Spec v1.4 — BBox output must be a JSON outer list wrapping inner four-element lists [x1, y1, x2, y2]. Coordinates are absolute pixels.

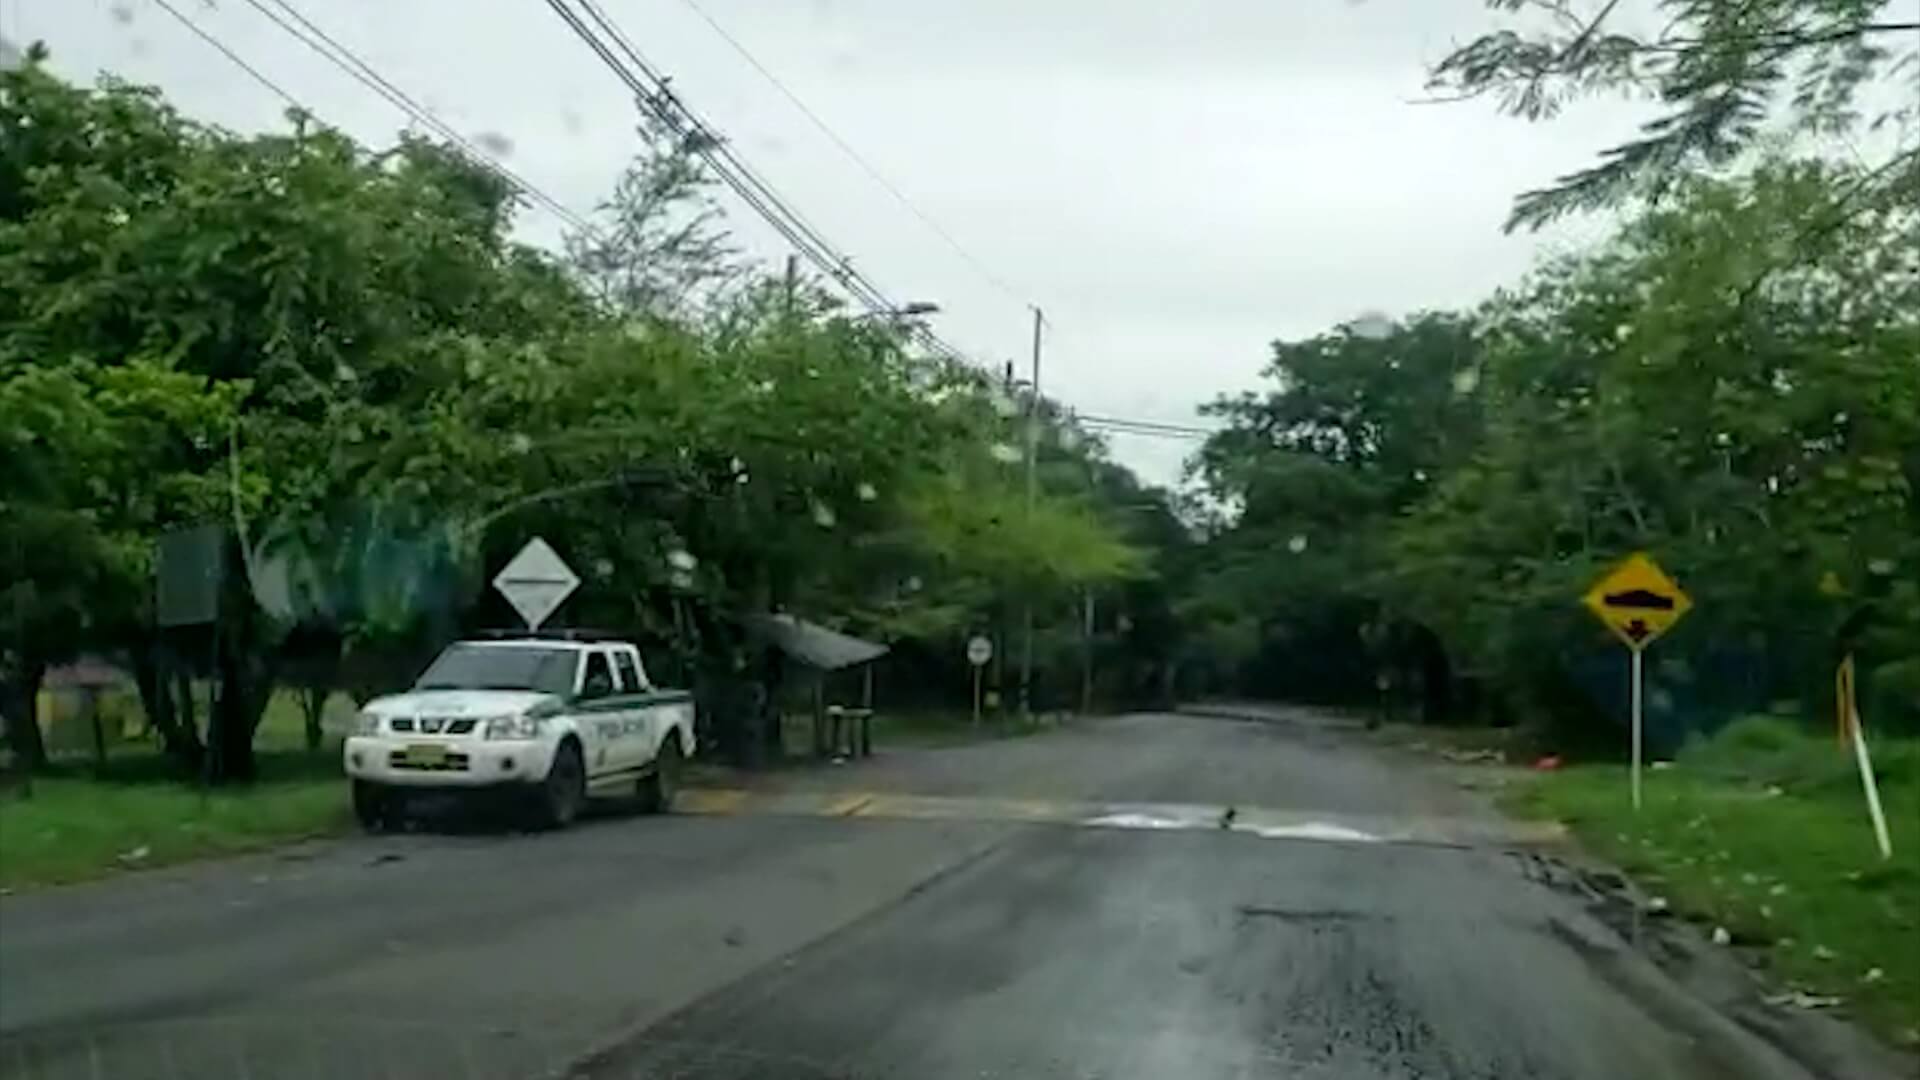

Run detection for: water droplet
[[1287, 535, 1308, 554], [471, 131, 514, 157]]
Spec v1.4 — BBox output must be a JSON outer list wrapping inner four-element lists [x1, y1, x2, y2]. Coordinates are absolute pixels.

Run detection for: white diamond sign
[[493, 537, 579, 631]]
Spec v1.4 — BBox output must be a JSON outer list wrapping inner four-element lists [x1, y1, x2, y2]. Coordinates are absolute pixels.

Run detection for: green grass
[[0, 777, 347, 890], [1503, 717, 1920, 1046], [2, 688, 360, 889], [0, 749, 352, 890]]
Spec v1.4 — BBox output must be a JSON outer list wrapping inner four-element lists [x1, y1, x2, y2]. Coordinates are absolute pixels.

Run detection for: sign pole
[[1630, 647, 1644, 812], [965, 634, 993, 729], [1583, 552, 1691, 815]]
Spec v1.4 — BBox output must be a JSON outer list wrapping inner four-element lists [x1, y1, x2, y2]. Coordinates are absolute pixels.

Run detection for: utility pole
[[781, 253, 798, 322], [1020, 306, 1043, 719], [1081, 588, 1094, 715]]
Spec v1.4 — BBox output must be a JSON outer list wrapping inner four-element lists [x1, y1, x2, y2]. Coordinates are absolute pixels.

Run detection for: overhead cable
[[244, 0, 598, 236], [148, 0, 306, 113], [673, 0, 1031, 306], [542, 0, 976, 366]]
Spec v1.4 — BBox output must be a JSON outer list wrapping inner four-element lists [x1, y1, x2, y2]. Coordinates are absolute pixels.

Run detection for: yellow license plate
[[403, 743, 448, 767]]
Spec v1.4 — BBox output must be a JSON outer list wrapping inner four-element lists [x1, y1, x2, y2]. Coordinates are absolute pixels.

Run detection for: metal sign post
[[1582, 552, 1693, 811], [1630, 649, 1644, 810], [967, 636, 993, 728]]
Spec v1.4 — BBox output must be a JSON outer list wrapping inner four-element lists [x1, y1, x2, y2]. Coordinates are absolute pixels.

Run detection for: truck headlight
[[352, 710, 382, 735], [484, 715, 543, 740]]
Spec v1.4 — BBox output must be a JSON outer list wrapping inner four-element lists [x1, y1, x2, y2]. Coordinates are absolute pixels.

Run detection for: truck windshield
[[414, 645, 575, 694]]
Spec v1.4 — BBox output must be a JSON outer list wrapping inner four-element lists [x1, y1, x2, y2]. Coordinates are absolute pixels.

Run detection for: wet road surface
[[0, 709, 1875, 1078]]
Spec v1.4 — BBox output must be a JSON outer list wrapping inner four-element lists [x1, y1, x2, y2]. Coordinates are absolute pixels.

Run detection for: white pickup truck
[[343, 635, 695, 830]]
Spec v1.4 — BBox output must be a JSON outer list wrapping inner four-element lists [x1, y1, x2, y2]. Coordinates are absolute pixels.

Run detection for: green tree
[[1429, 0, 1920, 228]]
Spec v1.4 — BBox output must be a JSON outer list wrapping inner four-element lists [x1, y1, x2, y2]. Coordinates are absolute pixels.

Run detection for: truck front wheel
[[529, 740, 586, 830], [352, 780, 397, 833]]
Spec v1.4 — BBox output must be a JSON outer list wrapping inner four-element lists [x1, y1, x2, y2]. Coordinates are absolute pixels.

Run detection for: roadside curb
[[1528, 840, 1917, 1080]]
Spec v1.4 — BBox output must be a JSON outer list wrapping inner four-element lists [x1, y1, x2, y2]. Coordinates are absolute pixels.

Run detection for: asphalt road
[[0, 708, 1882, 1079]]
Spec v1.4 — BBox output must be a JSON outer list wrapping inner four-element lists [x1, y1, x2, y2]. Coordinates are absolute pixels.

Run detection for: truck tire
[[352, 780, 396, 833], [530, 740, 585, 830], [639, 735, 683, 814]]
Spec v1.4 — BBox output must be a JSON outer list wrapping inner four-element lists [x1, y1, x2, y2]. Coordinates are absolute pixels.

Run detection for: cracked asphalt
[[0, 708, 1886, 1079]]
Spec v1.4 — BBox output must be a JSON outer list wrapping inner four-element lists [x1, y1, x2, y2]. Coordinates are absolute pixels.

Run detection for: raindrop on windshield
[[471, 131, 514, 157]]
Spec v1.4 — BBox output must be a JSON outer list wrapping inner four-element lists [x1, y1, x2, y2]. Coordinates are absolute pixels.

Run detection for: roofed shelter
[[745, 614, 888, 759]]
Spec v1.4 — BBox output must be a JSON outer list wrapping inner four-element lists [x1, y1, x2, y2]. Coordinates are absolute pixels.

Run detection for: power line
[[673, 0, 1030, 306], [1078, 414, 1217, 441], [148, 0, 305, 113], [239, 0, 598, 236], [542, 0, 978, 367], [1079, 413, 1217, 436], [563, 0, 881, 303]]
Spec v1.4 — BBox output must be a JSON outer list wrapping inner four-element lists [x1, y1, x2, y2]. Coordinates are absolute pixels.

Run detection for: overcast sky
[[9, 0, 1654, 486]]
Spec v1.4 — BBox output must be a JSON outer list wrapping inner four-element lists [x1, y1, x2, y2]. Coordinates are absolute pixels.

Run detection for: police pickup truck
[[343, 634, 694, 830]]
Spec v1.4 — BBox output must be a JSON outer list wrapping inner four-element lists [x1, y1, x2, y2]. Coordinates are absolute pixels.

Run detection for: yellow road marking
[[822, 792, 876, 817], [676, 788, 751, 814]]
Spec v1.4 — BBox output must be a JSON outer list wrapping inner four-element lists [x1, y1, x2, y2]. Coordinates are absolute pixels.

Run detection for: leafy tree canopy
[[1429, 0, 1920, 228]]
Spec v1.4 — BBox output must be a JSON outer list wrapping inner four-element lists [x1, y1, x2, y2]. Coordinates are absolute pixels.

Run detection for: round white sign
[[966, 635, 993, 667]]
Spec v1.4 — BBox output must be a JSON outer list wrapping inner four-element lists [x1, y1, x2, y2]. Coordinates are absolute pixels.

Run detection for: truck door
[[575, 648, 621, 779], [610, 646, 654, 768]]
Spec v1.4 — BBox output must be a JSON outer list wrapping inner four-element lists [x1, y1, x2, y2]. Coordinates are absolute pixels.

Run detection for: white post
[[1849, 706, 1893, 860], [1630, 648, 1644, 811]]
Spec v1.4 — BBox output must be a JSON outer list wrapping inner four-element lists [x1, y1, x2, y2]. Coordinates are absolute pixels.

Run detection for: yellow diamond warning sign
[[1583, 552, 1693, 651]]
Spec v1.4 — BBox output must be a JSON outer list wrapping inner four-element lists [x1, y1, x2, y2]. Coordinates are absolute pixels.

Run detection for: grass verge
[[0, 753, 350, 890], [1501, 717, 1919, 1047]]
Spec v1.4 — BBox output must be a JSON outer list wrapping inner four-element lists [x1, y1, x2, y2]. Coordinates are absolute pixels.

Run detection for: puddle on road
[[1084, 812, 1193, 831], [674, 789, 1484, 847], [1234, 822, 1382, 844]]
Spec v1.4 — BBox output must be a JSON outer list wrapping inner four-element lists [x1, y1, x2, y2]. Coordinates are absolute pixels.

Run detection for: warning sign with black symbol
[[1583, 552, 1693, 652]]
